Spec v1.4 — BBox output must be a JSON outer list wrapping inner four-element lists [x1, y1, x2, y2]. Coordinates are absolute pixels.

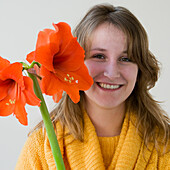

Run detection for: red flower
[[0, 56, 41, 125], [27, 22, 93, 103]]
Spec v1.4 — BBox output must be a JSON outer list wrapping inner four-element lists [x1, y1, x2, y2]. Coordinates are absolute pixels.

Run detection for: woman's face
[[84, 23, 138, 111]]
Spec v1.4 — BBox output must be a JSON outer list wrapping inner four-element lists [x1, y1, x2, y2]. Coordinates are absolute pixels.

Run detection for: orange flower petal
[[53, 22, 73, 53], [26, 51, 35, 63], [59, 67, 93, 103], [36, 28, 57, 48], [52, 90, 63, 103], [0, 56, 10, 71], [22, 76, 41, 106], [40, 66, 63, 95], [0, 80, 13, 100], [63, 86, 80, 103], [35, 29, 59, 71], [41, 66, 91, 103], [33, 22, 76, 72], [0, 82, 16, 116], [52, 23, 85, 72], [14, 91, 28, 125], [67, 66, 93, 90], [0, 62, 24, 89], [0, 95, 15, 116], [53, 38, 85, 72]]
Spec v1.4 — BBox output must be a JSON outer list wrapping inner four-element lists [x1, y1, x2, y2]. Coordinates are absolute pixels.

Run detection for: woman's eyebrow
[[90, 48, 107, 51], [91, 48, 128, 54]]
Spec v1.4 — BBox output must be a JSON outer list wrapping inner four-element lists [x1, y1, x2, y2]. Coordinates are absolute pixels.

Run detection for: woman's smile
[[97, 82, 121, 90]]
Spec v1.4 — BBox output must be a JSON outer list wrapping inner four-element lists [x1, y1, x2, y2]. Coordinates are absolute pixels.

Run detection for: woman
[[16, 4, 170, 169]]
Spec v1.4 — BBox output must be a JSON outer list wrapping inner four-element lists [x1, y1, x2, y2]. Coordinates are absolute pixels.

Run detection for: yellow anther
[[64, 78, 68, 81], [64, 74, 77, 84], [5, 99, 15, 106], [9, 99, 15, 104]]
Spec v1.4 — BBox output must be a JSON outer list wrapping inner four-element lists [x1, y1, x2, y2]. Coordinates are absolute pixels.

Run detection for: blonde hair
[[33, 4, 170, 152]]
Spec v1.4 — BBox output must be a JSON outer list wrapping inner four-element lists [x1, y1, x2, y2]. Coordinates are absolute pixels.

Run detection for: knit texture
[[16, 111, 170, 170], [98, 136, 120, 168]]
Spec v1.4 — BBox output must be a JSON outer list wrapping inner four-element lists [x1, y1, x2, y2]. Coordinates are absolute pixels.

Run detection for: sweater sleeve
[[15, 128, 49, 170]]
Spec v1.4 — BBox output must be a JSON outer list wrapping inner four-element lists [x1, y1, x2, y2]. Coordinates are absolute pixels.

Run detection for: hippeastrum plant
[[0, 22, 93, 170], [27, 22, 92, 103]]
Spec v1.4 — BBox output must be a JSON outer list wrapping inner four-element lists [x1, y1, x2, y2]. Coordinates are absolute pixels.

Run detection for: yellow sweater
[[98, 136, 120, 168], [16, 111, 170, 170]]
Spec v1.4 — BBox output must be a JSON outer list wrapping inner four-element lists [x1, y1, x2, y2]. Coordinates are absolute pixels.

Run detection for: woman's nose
[[104, 61, 120, 79]]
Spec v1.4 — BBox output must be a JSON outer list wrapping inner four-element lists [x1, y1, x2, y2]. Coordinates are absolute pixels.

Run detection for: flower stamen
[[6, 99, 16, 106], [64, 78, 68, 81], [63, 74, 78, 84]]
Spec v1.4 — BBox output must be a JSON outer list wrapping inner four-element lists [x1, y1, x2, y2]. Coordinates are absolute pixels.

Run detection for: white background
[[0, 0, 170, 169]]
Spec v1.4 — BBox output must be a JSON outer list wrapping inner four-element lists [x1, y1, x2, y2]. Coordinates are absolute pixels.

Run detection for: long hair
[[72, 3, 170, 151], [33, 4, 170, 152]]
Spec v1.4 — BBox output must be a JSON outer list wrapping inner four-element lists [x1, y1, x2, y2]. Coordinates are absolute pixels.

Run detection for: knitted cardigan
[[16, 111, 170, 170]]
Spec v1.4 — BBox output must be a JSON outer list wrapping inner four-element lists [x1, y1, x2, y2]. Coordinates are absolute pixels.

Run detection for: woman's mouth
[[97, 82, 122, 90]]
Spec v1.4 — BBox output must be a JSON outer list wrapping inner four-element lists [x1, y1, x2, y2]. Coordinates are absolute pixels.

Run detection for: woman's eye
[[119, 57, 131, 62], [92, 54, 105, 59]]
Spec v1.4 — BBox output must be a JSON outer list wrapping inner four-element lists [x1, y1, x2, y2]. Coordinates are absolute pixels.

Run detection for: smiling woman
[[84, 23, 139, 138], [16, 3, 170, 170]]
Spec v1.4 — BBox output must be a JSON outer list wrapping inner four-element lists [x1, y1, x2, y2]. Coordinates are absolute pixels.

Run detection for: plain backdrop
[[0, 0, 170, 169]]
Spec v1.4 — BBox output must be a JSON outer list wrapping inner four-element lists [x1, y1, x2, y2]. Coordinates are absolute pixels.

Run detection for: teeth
[[99, 83, 120, 89]]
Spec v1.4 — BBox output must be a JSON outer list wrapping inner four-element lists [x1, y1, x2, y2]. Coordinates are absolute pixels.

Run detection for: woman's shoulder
[[15, 128, 48, 170], [20, 127, 46, 157], [27, 127, 45, 144]]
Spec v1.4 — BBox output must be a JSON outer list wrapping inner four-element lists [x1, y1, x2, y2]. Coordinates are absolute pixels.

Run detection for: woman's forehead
[[88, 23, 127, 50]]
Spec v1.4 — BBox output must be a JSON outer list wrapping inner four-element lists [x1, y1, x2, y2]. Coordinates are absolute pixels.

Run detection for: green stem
[[29, 61, 41, 68], [28, 72, 65, 170]]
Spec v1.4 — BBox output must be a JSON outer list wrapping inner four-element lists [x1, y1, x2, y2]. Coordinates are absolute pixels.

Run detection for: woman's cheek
[[85, 60, 104, 77]]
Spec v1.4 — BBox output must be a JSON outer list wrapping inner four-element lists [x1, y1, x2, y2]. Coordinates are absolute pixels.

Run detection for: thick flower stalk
[[0, 56, 41, 125], [27, 68, 65, 169], [27, 22, 93, 103]]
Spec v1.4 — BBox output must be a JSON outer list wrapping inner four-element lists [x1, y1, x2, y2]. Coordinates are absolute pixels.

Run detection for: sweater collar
[[45, 110, 154, 169]]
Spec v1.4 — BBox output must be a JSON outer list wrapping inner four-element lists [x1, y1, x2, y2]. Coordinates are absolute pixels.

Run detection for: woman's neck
[[84, 100, 125, 137]]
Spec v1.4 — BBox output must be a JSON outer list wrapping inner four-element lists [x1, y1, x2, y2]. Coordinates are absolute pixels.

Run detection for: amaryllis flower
[[27, 22, 93, 103], [0, 56, 41, 125]]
